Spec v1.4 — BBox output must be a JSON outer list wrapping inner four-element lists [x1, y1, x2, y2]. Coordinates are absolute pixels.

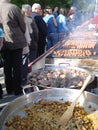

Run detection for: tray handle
[[59, 63, 70, 67], [22, 84, 39, 95]]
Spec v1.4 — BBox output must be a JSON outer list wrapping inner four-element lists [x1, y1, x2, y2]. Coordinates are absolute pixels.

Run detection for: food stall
[[27, 28, 98, 92], [1, 30, 98, 130], [46, 30, 98, 72]]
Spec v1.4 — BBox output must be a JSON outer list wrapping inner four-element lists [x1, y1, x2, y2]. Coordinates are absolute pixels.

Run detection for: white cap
[[32, 3, 41, 11]]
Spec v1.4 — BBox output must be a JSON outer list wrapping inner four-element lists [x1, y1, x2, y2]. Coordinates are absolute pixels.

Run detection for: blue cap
[[0, 28, 4, 38]]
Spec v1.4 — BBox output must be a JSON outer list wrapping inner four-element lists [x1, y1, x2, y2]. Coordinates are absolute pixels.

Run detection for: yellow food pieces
[[5, 100, 95, 130]]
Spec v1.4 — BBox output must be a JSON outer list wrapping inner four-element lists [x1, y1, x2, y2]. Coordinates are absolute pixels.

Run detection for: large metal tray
[[0, 88, 98, 129], [47, 36, 98, 59], [28, 66, 94, 89]]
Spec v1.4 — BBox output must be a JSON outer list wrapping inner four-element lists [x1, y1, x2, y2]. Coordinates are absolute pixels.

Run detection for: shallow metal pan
[[28, 66, 94, 89], [0, 88, 98, 130]]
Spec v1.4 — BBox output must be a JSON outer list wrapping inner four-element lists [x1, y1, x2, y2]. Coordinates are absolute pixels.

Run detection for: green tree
[[11, 0, 28, 7], [11, 0, 73, 9]]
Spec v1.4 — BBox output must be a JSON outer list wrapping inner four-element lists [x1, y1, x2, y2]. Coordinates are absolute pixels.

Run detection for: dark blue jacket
[[31, 12, 47, 39]]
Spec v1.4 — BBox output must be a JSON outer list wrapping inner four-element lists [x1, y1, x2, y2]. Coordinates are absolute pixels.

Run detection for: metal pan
[[28, 66, 94, 89], [0, 88, 98, 130]]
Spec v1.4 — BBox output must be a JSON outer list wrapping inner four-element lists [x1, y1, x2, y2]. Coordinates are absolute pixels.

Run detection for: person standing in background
[[43, 6, 58, 50], [52, 6, 59, 18], [21, 4, 39, 63], [0, 0, 27, 95], [32, 3, 47, 57], [67, 6, 78, 32], [56, 8, 69, 41], [21, 4, 31, 86]]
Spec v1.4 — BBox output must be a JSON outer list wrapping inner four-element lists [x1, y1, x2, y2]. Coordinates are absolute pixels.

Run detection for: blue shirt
[[56, 14, 69, 33], [43, 14, 57, 34], [0, 28, 4, 38], [52, 11, 58, 18]]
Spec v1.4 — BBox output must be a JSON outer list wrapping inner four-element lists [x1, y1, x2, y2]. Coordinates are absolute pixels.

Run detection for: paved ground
[[0, 68, 21, 111]]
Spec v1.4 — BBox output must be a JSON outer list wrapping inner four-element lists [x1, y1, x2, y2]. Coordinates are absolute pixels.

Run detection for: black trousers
[[37, 37, 46, 57], [3, 49, 23, 94]]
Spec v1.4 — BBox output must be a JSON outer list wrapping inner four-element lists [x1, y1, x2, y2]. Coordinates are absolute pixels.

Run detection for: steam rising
[[72, 0, 97, 23]]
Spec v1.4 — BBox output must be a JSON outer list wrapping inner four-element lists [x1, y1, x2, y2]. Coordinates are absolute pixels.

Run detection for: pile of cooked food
[[53, 49, 96, 57], [5, 100, 96, 130], [28, 68, 89, 88], [62, 39, 96, 49], [53, 39, 96, 57]]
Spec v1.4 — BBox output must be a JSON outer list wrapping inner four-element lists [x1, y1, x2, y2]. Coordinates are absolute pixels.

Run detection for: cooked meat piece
[[71, 76, 83, 85], [28, 68, 89, 89]]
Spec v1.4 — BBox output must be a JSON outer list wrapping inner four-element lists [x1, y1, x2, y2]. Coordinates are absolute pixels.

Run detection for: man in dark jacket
[[32, 3, 47, 57], [0, 0, 27, 95], [22, 4, 39, 62]]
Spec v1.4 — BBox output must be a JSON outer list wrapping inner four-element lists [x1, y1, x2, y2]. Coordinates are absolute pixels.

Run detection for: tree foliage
[[11, 0, 96, 13], [11, 0, 73, 9]]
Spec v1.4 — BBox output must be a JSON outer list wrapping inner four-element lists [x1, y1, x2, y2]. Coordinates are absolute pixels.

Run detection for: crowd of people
[[0, 0, 82, 98]]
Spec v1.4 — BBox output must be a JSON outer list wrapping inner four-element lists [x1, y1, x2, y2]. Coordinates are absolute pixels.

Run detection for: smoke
[[72, 0, 96, 21]]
